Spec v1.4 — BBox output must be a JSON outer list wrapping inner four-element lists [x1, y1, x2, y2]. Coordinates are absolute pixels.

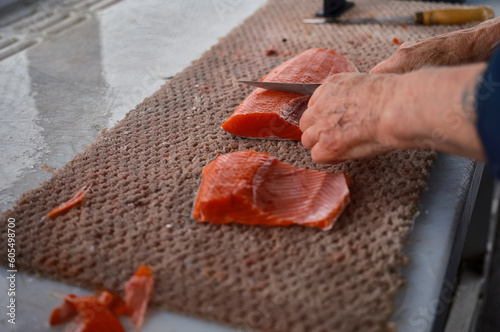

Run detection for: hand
[[369, 37, 462, 74], [370, 17, 500, 74], [300, 64, 487, 164], [299, 72, 399, 163]]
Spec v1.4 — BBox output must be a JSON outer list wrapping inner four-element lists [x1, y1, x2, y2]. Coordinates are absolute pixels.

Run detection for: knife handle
[[416, 6, 495, 25]]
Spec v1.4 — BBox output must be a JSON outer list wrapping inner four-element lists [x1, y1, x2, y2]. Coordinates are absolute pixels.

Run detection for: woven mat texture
[[2, 0, 472, 331]]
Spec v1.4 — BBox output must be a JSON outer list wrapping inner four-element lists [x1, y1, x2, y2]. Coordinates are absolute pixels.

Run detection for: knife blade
[[239, 80, 321, 96], [303, 15, 414, 25], [303, 6, 495, 25]]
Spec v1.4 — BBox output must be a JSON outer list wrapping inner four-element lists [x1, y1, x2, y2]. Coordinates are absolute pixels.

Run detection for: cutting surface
[[0, 0, 492, 330]]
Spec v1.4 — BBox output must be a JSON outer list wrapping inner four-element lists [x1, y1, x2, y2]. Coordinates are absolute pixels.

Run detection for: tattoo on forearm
[[461, 73, 482, 124]]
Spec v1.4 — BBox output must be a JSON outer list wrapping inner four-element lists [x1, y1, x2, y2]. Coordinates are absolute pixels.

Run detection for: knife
[[303, 5, 495, 25], [239, 80, 321, 96]]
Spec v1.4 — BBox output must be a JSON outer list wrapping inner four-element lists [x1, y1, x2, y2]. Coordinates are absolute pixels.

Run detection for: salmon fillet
[[221, 48, 358, 140], [192, 151, 350, 230]]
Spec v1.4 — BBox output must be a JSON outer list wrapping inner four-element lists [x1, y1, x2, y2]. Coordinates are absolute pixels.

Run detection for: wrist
[[376, 72, 429, 150], [380, 64, 487, 159]]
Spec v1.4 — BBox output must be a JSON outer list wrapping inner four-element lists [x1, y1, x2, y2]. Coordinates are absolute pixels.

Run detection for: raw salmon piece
[[97, 290, 128, 316], [63, 295, 125, 332], [222, 48, 357, 140], [48, 268, 154, 332], [192, 151, 350, 230], [47, 184, 91, 218], [49, 294, 78, 326], [125, 265, 154, 332]]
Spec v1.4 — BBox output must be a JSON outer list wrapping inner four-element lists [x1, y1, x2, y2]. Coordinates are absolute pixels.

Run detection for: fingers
[[369, 59, 389, 74], [300, 88, 325, 133], [302, 113, 389, 164], [297, 70, 400, 164], [306, 81, 325, 108], [309, 134, 348, 164], [303, 124, 345, 163], [310, 141, 337, 164], [300, 71, 388, 164], [301, 126, 319, 150], [309, 72, 347, 107], [301, 74, 342, 132], [370, 43, 415, 74], [370, 56, 406, 74], [310, 138, 390, 164], [299, 106, 316, 133]]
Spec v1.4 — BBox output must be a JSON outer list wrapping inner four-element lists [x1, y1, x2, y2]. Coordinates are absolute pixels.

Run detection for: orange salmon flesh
[[192, 151, 350, 230], [221, 48, 358, 140]]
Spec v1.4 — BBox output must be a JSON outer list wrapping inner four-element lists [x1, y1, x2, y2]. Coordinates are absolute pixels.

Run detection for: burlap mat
[[2, 0, 472, 331]]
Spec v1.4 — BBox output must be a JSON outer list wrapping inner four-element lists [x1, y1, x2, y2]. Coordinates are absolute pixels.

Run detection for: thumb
[[370, 56, 407, 74], [369, 59, 390, 74]]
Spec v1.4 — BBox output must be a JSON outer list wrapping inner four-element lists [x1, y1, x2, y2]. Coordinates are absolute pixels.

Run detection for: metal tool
[[303, 5, 495, 25], [239, 80, 321, 96], [316, 0, 354, 19]]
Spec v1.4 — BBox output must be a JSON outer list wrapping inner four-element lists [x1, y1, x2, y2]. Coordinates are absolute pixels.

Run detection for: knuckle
[[311, 147, 336, 164], [319, 129, 342, 151], [399, 41, 414, 49], [311, 149, 327, 164]]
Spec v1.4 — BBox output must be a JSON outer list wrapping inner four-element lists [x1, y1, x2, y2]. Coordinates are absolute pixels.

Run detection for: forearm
[[383, 63, 487, 160], [450, 17, 500, 63]]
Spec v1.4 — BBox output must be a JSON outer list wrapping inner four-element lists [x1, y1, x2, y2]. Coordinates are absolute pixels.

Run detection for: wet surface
[[0, 0, 267, 212], [0, 0, 498, 331], [1, 15, 112, 210]]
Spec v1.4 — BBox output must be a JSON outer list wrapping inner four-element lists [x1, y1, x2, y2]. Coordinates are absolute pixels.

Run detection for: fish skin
[[222, 48, 358, 140], [192, 151, 350, 230]]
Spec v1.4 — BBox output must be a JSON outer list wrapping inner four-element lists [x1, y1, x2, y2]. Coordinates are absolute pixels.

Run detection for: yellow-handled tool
[[416, 6, 495, 25], [303, 5, 495, 25]]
